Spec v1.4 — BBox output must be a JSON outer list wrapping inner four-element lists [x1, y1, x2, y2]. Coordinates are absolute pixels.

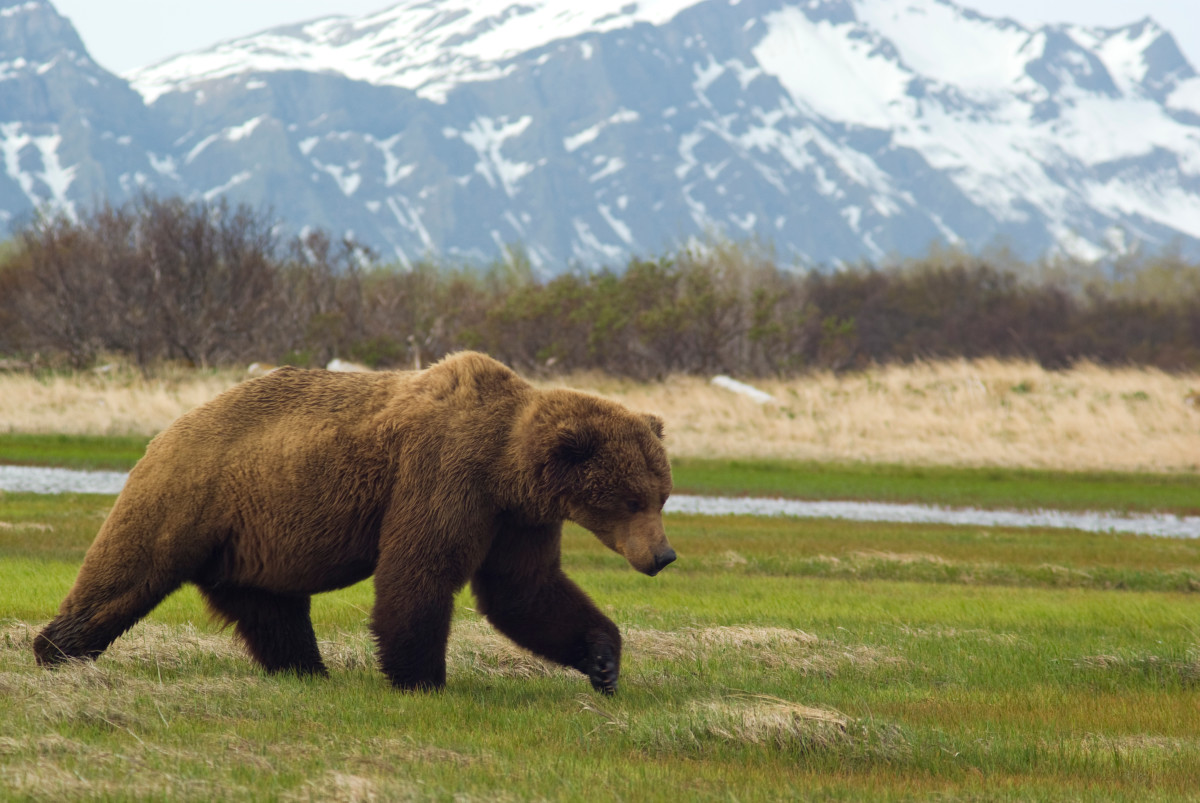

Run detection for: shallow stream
[[2, 465, 1197, 538]]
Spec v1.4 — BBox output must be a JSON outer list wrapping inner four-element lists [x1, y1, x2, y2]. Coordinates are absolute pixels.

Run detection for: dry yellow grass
[[0, 366, 234, 437], [2, 358, 1199, 472], [566, 359, 1200, 473], [1, 619, 890, 687]]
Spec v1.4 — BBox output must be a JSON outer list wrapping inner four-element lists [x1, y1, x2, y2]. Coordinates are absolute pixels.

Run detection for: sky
[[51, 0, 1200, 77]]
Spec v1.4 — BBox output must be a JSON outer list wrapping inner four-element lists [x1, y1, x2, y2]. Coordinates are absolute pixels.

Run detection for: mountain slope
[[0, 0, 176, 229], [6, 0, 1200, 271]]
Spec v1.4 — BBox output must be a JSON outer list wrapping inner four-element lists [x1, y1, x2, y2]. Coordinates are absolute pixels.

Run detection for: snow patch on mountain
[[1073, 21, 1161, 92], [226, 116, 265, 142], [0, 122, 77, 214], [202, 170, 252, 201], [128, 0, 708, 104], [564, 109, 640, 153], [1168, 77, 1200, 115], [315, 161, 362, 197], [0, 1, 40, 20], [753, 6, 913, 127], [859, 0, 1035, 92], [445, 115, 535, 198]]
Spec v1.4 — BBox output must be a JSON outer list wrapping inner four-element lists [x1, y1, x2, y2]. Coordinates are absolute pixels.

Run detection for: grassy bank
[[670, 459, 1200, 515], [5, 434, 1200, 515], [3, 494, 1200, 800], [0, 433, 151, 472]]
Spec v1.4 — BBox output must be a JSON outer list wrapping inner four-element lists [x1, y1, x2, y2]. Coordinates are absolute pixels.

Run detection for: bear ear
[[554, 423, 598, 464], [643, 414, 665, 440]]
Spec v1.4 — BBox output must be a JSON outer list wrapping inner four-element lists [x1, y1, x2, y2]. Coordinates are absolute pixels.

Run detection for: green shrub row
[[2, 196, 1199, 376]]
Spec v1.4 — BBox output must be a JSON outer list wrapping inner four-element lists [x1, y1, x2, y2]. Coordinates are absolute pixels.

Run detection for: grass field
[[3, 488, 1200, 800], [2, 363, 1200, 800]]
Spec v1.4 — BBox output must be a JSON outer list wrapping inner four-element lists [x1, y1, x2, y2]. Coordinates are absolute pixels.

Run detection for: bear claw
[[585, 641, 620, 695]]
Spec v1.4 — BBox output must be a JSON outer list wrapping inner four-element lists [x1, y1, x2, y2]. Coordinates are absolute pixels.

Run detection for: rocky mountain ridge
[[2, 0, 1199, 272]]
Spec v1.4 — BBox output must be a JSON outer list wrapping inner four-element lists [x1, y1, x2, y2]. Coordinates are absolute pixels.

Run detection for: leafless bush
[[2, 202, 1198, 375], [1, 197, 283, 369]]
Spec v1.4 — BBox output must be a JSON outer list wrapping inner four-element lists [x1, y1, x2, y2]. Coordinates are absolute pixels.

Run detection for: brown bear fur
[[34, 352, 675, 694]]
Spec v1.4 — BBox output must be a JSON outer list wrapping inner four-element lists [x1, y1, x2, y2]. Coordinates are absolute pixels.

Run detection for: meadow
[[3, 357, 1200, 472], [2, 361, 1200, 800]]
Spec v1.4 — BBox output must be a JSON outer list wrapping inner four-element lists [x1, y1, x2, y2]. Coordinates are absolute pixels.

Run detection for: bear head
[[524, 391, 676, 576]]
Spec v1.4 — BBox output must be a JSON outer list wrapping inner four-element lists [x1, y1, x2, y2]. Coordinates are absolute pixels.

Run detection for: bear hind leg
[[200, 586, 327, 676], [35, 600, 157, 667], [35, 569, 187, 667]]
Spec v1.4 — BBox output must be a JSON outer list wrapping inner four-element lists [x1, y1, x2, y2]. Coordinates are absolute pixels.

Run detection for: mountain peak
[[1061, 16, 1195, 100], [0, 0, 89, 65]]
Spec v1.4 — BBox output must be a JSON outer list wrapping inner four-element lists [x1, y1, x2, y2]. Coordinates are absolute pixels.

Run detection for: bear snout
[[578, 509, 675, 576], [648, 546, 677, 576]]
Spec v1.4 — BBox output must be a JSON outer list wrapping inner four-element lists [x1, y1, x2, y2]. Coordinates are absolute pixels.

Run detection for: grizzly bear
[[34, 352, 675, 694]]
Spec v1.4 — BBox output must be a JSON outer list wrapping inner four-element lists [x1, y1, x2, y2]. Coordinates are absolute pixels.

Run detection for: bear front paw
[[584, 635, 620, 695]]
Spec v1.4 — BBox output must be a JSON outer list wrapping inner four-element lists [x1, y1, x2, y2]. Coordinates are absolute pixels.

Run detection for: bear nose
[[652, 547, 677, 574]]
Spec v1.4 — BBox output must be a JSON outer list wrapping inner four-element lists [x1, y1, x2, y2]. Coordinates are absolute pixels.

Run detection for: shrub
[[1, 199, 1198, 376]]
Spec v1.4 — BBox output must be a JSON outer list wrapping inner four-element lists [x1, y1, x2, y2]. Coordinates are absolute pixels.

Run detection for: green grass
[[6, 433, 1200, 514], [3, 492, 1200, 800], [0, 433, 150, 472], [672, 457, 1200, 514]]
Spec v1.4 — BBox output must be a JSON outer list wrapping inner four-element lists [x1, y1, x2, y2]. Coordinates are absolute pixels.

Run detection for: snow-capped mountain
[[4, 0, 1200, 271]]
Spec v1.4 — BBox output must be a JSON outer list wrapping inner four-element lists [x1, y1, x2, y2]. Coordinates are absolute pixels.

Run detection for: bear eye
[[626, 499, 644, 514]]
